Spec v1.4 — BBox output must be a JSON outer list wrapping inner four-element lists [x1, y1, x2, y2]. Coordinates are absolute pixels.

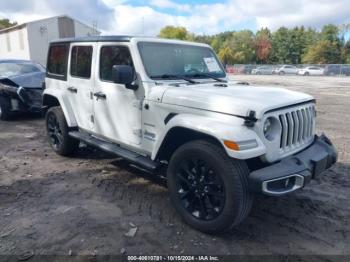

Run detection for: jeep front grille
[[278, 105, 315, 150]]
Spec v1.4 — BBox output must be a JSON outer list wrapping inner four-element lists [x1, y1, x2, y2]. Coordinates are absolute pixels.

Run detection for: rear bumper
[[249, 134, 337, 196]]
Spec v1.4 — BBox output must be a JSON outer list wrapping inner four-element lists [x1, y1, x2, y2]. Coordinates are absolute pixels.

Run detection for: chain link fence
[[226, 64, 350, 76]]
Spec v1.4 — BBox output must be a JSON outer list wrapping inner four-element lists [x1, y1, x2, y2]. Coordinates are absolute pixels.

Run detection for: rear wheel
[[46, 106, 79, 156], [0, 96, 12, 120], [167, 140, 253, 234]]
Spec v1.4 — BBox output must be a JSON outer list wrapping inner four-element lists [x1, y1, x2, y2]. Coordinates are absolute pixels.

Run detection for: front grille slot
[[279, 104, 315, 150]]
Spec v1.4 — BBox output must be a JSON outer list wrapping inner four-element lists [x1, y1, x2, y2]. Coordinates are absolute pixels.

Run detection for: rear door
[[92, 43, 143, 146], [66, 43, 95, 131]]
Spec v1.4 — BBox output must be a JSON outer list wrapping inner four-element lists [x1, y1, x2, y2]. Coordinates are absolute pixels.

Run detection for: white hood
[[161, 82, 314, 119]]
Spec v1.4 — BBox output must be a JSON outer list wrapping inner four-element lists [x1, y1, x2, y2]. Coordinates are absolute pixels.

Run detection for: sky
[[0, 0, 349, 36]]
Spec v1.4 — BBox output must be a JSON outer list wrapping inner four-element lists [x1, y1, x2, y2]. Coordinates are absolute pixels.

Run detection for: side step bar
[[69, 131, 159, 171]]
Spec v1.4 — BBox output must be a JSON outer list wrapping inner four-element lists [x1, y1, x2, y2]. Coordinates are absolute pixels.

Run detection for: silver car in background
[[273, 65, 298, 75], [251, 66, 275, 75], [297, 66, 324, 76]]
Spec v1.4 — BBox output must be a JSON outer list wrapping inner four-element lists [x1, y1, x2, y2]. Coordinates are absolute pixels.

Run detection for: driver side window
[[99, 46, 133, 82]]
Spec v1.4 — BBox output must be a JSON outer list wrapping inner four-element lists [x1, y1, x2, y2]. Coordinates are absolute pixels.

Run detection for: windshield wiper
[[185, 73, 227, 83], [150, 74, 198, 84]]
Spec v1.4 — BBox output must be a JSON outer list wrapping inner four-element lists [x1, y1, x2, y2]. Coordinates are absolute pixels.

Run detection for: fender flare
[[151, 114, 266, 160], [42, 90, 77, 127]]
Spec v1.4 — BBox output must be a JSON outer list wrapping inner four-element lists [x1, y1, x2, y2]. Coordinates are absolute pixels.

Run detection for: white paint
[[0, 26, 30, 60], [44, 37, 316, 163]]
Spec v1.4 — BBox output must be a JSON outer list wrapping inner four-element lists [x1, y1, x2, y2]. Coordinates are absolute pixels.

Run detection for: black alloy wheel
[[174, 158, 225, 221], [167, 140, 253, 233], [45, 106, 79, 156], [47, 111, 63, 150]]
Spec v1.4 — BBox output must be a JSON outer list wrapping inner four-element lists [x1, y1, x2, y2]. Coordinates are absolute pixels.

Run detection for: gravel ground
[[0, 75, 349, 258]]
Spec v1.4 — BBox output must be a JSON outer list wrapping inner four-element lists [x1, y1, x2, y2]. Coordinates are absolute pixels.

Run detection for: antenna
[[142, 17, 144, 35]]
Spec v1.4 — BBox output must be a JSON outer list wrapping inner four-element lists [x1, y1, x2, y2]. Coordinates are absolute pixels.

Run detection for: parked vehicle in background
[[297, 66, 324, 76], [273, 65, 298, 75], [43, 36, 337, 233], [324, 64, 350, 76], [251, 66, 274, 75], [0, 60, 45, 120], [226, 65, 235, 74], [234, 64, 256, 74]]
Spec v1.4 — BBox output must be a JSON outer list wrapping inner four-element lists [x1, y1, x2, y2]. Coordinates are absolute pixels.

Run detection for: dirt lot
[[0, 75, 349, 258]]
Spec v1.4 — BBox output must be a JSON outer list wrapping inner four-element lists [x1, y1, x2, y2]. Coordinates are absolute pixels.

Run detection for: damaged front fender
[[0, 80, 43, 113]]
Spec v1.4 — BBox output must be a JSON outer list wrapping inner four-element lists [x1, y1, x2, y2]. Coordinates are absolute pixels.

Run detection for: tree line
[[2, 17, 349, 65], [159, 24, 350, 65], [0, 18, 17, 30]]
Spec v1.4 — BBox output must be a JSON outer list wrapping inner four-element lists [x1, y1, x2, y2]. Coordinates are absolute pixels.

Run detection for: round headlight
[[263, 118, 272, 135], [263, 117, 279, 141]]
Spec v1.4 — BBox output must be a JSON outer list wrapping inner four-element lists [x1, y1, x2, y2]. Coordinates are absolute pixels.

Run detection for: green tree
[[224, 30, 255, 64], [302, 40, 339, 64], [158, 26, 190, 40], [0, 18, 17, 30], [210, 37, 222, 53], [271, 27, 306, 64], [158, 23, 347, 65], [218, 46, 234, 65], [303, 24, 343, 64]]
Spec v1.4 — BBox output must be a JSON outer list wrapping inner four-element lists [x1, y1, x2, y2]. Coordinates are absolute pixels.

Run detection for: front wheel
[[46, 106, 79, 156], [167, 140, 253, 234]]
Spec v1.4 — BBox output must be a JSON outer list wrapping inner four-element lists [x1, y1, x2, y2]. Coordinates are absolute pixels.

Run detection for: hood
[[161, 82, 314, 119], [0, 71, 45, 89]]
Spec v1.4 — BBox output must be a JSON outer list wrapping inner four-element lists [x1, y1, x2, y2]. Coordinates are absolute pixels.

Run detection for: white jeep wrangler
[[43, 36, 337, 233]]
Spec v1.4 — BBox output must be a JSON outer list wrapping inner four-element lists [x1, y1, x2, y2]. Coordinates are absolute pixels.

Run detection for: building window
[[47, 44, 69, 80], [70, 46, 93, 79], [99, 46, 133, 82]]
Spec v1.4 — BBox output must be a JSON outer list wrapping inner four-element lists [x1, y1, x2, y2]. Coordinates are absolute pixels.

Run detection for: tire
[[305, 72, 310, 76], [0, 96, 12, 120], [167, 140, 253, 234], [279, 71, 285, 75], [45, 106, 79, 156]]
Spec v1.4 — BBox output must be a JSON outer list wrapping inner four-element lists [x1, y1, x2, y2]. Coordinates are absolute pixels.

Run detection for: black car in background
[[0, 60, 45, 120], [323, 64, 350, 76]]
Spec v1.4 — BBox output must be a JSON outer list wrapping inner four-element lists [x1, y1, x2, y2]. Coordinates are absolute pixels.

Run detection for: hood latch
[[244, 110, 257, 127]]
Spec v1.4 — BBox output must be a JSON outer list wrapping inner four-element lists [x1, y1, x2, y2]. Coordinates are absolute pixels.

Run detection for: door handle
[[93, 91, 106, 100], [67, 86, 77, 93]]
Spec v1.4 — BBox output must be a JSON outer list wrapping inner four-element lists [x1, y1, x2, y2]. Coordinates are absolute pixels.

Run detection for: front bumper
[[249, 134, 337, 196]]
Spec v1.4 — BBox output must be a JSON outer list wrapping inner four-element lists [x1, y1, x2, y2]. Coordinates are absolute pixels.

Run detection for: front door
[[66, 43, 95, 131], [93, 43, 142, 146]]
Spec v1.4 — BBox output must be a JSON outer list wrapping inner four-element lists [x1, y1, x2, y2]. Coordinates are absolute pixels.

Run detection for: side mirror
[[112, 65, 138, 90]]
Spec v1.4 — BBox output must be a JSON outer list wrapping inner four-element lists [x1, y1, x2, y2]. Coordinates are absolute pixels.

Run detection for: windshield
[[0, 62, 44, 77], [138, 42, 226, 80]]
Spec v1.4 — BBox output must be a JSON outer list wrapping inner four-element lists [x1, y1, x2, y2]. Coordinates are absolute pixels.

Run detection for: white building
[[0, 15, 100, 65]]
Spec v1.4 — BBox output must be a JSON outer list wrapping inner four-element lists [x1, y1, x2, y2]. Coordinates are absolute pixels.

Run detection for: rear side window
[[100, 46, 133, 82], [47, 44, 69, 80], [70, 46, 93, 79]]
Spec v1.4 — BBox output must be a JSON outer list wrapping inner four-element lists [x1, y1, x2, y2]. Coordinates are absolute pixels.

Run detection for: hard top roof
[[50, 35, 134, 44]]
